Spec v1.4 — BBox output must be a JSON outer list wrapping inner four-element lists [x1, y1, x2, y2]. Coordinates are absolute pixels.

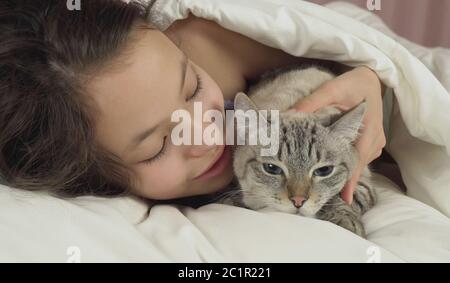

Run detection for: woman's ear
[[330, 102, 366, 143]]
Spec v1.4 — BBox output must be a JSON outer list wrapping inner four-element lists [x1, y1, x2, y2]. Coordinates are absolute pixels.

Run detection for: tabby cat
[[221, 66, 377, 238]]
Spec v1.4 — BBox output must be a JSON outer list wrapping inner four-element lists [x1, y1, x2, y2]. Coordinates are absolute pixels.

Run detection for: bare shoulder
[[165, 15, 308, 99]]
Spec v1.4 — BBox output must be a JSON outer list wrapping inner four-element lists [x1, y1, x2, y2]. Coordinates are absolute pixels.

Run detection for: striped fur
[[223, 66, 377, 238]]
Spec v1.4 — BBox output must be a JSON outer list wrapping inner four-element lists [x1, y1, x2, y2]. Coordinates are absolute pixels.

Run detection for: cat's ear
[[234, 92, 270, 123], [330, 102, 366, 142], [234, 92, 259, 112], [234, 92, 271, 146]]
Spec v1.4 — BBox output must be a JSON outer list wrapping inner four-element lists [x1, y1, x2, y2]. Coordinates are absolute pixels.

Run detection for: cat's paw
[[336, 216, 366, 238]]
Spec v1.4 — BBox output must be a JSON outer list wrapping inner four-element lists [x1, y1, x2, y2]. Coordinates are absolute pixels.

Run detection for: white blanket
[[0, 0, 449, 262]]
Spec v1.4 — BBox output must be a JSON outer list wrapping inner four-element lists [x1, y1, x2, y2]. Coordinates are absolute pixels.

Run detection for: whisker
[[212, 188, 244, 203]]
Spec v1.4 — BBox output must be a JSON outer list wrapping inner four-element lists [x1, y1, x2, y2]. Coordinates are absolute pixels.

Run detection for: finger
[[367, 141, 383, 163], [375, 149, 383, 159], [342, 164, 364, 204], [341, 181, 355, 205], [354, 117, 378, 158], [378, 132, 387, 154], [291, 83, 336, 113], [368, 133, 385, 163]]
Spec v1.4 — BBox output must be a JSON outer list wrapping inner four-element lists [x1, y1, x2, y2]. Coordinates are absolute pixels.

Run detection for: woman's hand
[[292, 66, 386, 204]]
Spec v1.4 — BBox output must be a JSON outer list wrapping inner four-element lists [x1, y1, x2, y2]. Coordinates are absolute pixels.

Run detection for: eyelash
[[187, 70, 203, 101], [143, 136, 167, 165], [143, 71, 203, 165]]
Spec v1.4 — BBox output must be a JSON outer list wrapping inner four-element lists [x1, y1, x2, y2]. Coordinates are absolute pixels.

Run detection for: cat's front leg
[[317, 196, 366, 238]]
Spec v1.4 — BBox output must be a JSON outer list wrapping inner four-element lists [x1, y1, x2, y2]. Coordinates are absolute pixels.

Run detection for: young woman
[[0, 0, 385, 204]]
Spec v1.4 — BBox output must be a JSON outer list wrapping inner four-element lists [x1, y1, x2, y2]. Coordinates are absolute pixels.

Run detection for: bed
[[1, 0, 449, 262]]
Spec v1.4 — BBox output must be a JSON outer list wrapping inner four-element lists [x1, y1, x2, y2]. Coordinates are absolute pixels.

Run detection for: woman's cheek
[[134, 159, 188, 199]]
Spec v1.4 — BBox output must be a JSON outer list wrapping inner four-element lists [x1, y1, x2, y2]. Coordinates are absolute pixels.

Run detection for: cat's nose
[[291, 196, 308, 208]]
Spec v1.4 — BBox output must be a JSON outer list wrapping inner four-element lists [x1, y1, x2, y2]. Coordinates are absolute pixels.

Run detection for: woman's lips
[[193, 145, 231, 181]]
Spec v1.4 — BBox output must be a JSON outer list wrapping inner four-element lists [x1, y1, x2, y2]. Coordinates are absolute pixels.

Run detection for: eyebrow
[[127, 53, 189, 152]]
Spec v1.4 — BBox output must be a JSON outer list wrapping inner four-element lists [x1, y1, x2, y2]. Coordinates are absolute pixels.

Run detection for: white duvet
[[1, 0, 449, 262]]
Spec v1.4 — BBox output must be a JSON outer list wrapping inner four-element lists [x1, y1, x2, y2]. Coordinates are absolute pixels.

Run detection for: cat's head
[[232, 93, 365, 217]]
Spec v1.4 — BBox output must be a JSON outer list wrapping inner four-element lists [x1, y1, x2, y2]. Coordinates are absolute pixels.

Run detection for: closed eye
[[142, 68, 203, 165], [187, 68, 203, 101], [143, 136, 167, 165]]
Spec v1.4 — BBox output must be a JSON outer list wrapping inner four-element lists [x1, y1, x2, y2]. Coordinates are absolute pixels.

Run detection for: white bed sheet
[[1, 174, 449, 262]]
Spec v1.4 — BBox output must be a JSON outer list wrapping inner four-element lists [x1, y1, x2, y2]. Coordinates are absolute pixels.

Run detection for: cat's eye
[[262, 163, 283, 175], [313, 166, 334, 177]]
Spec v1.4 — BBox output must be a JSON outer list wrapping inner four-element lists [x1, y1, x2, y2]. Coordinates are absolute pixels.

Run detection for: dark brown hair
[[0, 0, 154, 197]]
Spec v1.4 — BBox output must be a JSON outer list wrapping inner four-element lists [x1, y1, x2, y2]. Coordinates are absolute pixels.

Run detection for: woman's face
[[87, 29, 234, 200]]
